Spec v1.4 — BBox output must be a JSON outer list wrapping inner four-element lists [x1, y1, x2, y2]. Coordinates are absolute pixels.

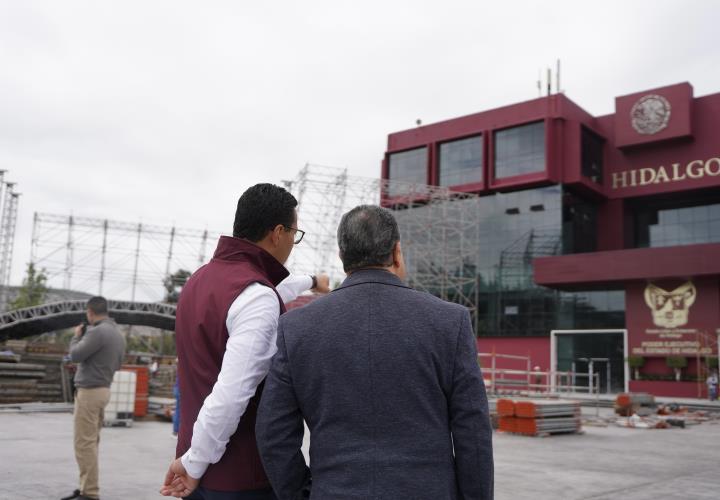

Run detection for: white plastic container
[[104, 370, 137, 427]]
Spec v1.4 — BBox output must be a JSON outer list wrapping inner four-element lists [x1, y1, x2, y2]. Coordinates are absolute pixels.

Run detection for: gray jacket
[[70, 318, 126, 388], [256, 269, 493, 500]]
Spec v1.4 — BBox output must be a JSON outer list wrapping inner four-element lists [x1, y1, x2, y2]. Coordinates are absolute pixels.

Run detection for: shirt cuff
[[181, 449, 209, 480]]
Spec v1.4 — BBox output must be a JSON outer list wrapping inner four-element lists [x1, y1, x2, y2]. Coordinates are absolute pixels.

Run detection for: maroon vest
[[175, 236, 288, 491]]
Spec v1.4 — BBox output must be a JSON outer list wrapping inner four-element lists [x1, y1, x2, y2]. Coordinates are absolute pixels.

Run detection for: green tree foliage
[[10, 263, 48, 310], [665, 356, 688, 369], [163, 269, 192, 303]]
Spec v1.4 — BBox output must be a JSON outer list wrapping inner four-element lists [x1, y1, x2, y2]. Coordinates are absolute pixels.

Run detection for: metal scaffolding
[[0, 172, 21, 311], [26, 165, 482, 328], [0, 181, 20, 287], [30, 213, 219, 303], [284, 164, 481, 328]]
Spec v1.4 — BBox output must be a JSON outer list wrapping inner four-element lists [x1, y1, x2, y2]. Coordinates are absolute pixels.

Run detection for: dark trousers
[[184, 487, 276, 500]]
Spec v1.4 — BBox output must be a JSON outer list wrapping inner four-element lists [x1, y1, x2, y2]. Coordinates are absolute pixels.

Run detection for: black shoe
[[60, 490, 80, 500]]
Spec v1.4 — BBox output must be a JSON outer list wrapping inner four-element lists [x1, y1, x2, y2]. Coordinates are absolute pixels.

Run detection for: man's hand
[[74, 324, 84, 338], [160, 457, 199, 498], [312, 273, 331, 294]]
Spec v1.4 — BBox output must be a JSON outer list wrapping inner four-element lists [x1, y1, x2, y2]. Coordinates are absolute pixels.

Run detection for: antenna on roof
[[556, 59, 561, 94], [537, 69, 542, 97], [546, 68, 551, 96]]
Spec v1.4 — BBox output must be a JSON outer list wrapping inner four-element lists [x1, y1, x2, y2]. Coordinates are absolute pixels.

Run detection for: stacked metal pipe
[[496, 398, 582, 436]]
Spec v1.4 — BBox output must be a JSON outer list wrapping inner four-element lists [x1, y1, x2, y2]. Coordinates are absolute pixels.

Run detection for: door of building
[[551, 329, 628, 393]]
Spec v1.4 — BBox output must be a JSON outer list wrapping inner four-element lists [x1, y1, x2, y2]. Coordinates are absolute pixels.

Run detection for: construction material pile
[[613, 396, 716, 429], [149, 362, 176, 398], [497, 398, 582, 436], [1, 340, 71, 404], [0, 358, 46, 404], [614, 392, 656, 416]]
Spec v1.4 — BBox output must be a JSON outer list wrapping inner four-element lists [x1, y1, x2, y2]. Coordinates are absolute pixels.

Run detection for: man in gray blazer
[[256, 205, 493, 500]]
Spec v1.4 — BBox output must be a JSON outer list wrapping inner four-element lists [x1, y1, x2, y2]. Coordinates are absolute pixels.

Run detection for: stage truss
[[30, 213, 220, 303], [27, 165, 482, 330]]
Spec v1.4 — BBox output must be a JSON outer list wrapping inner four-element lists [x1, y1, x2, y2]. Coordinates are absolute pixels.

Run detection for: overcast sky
[[1, 0, 719, 286]]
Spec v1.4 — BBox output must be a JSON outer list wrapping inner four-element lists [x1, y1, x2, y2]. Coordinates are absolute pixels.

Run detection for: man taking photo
[[61, 296, 126, 500]]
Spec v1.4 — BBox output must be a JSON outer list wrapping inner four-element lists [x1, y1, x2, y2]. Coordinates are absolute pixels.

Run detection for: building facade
[[382, 82, 720, 397]]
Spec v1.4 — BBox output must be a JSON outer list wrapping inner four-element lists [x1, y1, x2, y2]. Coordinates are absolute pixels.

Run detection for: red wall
[[629, 380, 708, 399]]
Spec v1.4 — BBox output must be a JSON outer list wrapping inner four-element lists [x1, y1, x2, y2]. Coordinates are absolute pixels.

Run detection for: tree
[[163, 269, 192, 303], [666, 356, 687, 382], [10, 263, 48, 310], [626, 355, 645, 380]]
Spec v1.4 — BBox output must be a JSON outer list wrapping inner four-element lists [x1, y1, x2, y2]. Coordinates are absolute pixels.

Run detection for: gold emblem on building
[[631, 94, 671, 135], [644, 281, 696, 328]]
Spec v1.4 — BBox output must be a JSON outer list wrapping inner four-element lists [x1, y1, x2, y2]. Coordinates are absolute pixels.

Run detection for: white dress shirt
[[181, 274, 313, 479]]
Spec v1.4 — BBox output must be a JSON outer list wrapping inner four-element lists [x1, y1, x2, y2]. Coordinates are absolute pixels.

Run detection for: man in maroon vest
[[161, 183, 329, 500]]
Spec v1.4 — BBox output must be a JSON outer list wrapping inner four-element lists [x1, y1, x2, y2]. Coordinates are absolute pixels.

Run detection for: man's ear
[[392, 241, 402, 267], [270, 224, 284, 246]]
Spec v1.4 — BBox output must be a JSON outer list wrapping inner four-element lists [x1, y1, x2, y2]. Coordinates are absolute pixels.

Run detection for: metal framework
[[284, 164, 481, 328], [0, 299, 177, 340], [30, 213, 219, 303], [25, 165, 483, 330], [496, 228, 562, 333], [0, 173, 21, 310]]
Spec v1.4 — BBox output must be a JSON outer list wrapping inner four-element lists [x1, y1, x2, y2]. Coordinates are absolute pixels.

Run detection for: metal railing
[[479, 352, 601, 395]]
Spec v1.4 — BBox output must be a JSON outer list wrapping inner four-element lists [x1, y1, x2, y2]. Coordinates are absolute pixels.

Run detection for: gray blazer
[[256, 269, 493, 500]]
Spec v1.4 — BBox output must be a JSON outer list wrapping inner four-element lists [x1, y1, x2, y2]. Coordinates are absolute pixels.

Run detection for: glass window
[[635, 201, 720, 248], [494, 122, 545, 179], [581, 127, 604, 184], [387, 147, 427, 196], [439, 135, 483, 187], [391, 185, 626, 338], [562, 193, 598, 254]]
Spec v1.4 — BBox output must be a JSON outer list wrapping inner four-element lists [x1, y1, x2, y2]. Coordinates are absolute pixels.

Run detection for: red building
[[382, 82, 720, 398]]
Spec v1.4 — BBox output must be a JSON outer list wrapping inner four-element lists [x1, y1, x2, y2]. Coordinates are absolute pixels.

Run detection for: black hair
[[337, 205, 400, 272], [87, 296, 108, 315], [233, 184, 298, 242]]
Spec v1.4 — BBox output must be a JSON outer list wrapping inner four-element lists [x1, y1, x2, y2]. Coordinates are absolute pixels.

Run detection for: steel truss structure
[[0, 171, 21, 310], [26, 165, 482, 329], [30, 213, 220, 303], [0, 299, 177, 340], [284, 164, 481, 329]]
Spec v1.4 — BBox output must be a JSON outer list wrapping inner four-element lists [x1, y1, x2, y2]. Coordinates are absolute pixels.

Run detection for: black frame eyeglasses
[[284, 225, 306, 244]]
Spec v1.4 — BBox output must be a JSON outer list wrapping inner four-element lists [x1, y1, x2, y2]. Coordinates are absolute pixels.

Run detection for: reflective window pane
[[387, 147, 427, 196], [635, 201, 720, 248], [439, 135, 483, 186], [494, 122, 545, 178], [393, 185, 625, 337]]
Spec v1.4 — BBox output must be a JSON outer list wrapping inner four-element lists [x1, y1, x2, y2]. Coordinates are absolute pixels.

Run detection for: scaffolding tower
[[0, 174, 21, 310], [30, 213, 219, 302], [0, 181, 20, 287], [284, 164, 481, 329]]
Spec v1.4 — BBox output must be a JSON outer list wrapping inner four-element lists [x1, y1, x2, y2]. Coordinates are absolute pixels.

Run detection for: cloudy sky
[[1, 0, 719, 286]]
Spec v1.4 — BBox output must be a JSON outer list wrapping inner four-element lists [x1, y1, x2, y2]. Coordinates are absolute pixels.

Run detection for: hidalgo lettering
[[612, 157, 720, 189]]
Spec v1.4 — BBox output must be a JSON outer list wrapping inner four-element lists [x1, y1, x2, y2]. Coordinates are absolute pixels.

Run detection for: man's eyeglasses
[[284, 225, 306, 244]]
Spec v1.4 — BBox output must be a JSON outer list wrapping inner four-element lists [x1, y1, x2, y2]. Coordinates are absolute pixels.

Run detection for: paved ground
[[1, 408, 719, 500]]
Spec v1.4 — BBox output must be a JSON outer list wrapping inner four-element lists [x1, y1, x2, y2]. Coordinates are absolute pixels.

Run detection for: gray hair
[[337, 205, 400, 272]]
